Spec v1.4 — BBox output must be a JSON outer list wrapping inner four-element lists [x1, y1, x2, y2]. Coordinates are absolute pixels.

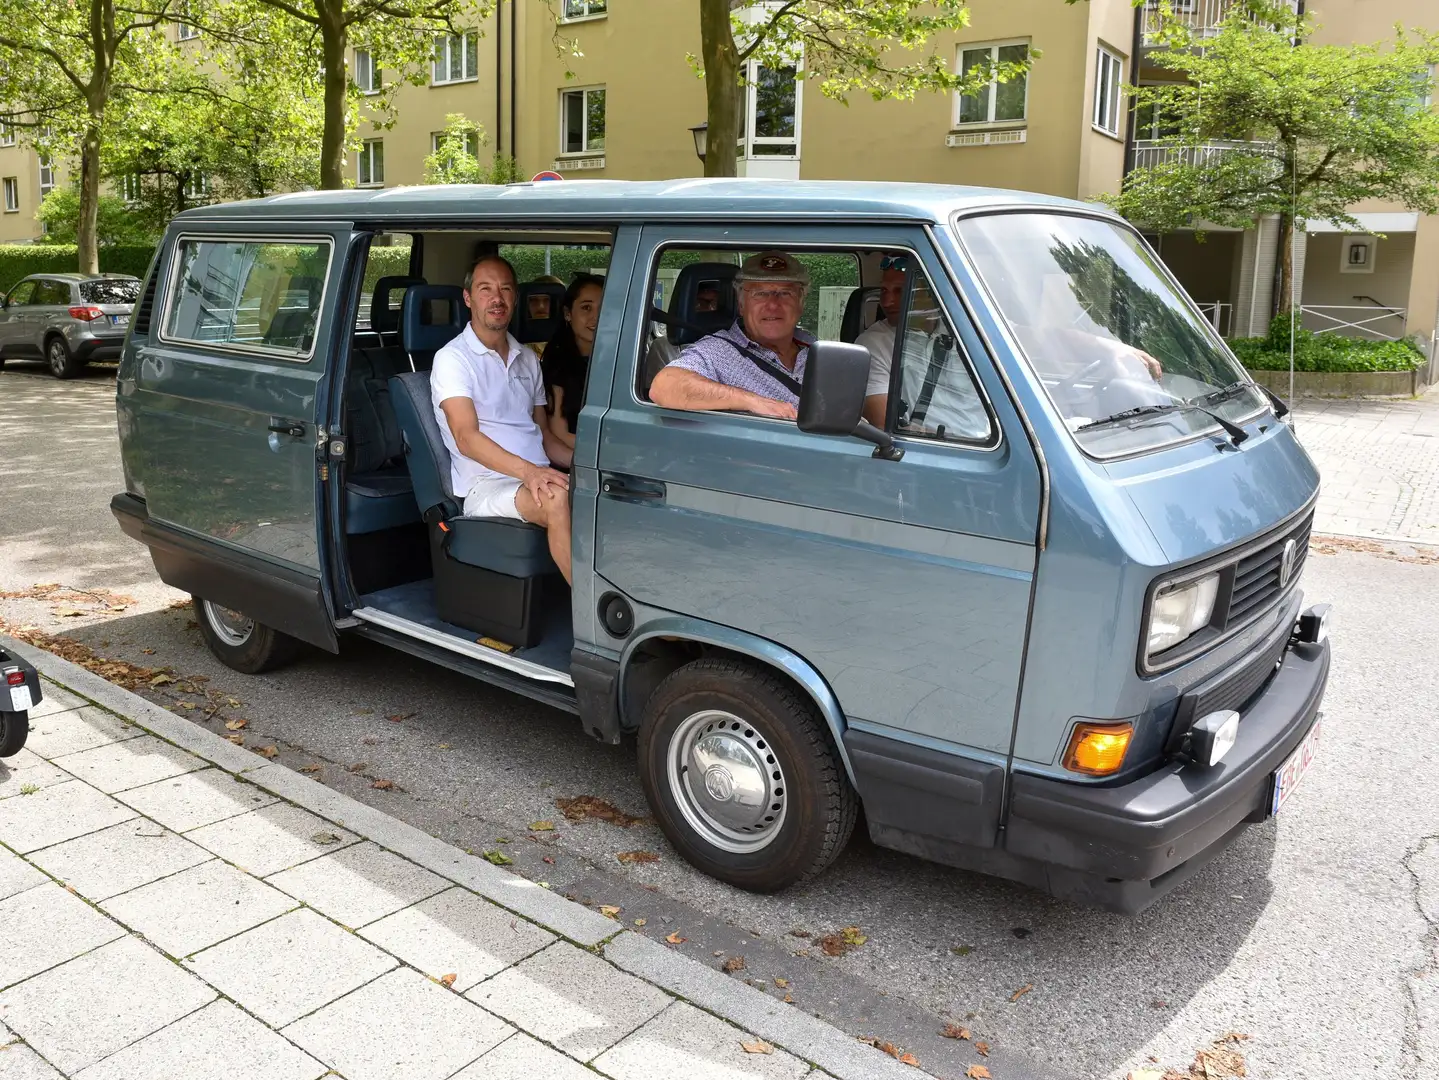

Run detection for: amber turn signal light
[[1063, 722, 1134, 777]]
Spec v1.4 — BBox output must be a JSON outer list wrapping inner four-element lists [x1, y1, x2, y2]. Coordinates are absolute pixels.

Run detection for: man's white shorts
[[463, 475, 525, 520]]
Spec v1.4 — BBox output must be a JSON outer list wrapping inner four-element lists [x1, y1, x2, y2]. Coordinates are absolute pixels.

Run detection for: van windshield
[[955, 212, 1265, 458]]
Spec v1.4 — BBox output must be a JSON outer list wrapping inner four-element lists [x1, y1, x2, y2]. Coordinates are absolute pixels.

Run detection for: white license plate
[[111, 314, 129, 326], [1271, 717, 1321, 815], [9, 684, 33, 712]]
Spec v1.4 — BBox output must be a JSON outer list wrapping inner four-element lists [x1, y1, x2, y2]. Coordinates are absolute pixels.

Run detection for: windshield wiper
[[1192, 380, 1251, 407], [1077, 401, 1249, 446]]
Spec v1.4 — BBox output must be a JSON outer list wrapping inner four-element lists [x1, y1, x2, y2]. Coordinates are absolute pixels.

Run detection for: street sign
[[532, 170, 563, 182]]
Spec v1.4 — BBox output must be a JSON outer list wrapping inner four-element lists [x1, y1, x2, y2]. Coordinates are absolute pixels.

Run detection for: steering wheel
[[1054, 356, 1113, 396]]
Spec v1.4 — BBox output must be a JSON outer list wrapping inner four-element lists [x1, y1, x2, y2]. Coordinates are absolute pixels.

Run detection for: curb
[[1, 633, 933, 1080]]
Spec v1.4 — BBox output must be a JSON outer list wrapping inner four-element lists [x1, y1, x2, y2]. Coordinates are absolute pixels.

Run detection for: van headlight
[[1147, 572, 1220, 658]]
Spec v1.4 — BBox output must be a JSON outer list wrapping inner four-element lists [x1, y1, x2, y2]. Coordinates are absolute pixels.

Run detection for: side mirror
[[797, 340, 903, 461]]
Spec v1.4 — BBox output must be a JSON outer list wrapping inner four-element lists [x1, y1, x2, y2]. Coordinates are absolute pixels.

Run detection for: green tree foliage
[[422, 114, 520, 185], [1103, 1, 1439, 314], [34, 188, 156, 247]]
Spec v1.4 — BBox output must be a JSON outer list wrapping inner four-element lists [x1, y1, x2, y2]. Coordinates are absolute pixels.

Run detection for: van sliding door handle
[[601, 475, 666, 500], [267, 421, 306, 438]]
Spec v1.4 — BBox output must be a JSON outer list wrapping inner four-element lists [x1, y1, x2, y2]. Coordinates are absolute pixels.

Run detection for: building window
[[562, 0, 607, 19], [1093, 46, 1124, 136], [176, 20, 199, 40], [121, 173, 142, 203], [358, 139, 384, 186], [38, 158, 54, 199], [2, 177, 17, 212], [739, 61, 800, 158], [184, 173, 209, 200], [0, 124, 14, 147], [431, 130, 480, 158], [432, 31, 478, 85], [355, 49, 380, 94], [954, 41, 1029, 126], [560, 87, 606, 154]]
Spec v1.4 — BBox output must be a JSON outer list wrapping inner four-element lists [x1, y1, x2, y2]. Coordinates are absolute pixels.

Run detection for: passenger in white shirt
[[431, 255, 574, 583]]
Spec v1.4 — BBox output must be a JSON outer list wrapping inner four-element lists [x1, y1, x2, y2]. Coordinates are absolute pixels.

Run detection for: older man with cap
[[650, 251, 812, 420]]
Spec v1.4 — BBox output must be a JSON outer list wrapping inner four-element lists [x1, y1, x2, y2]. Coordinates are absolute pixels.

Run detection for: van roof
[[175, 178, 1110, 226]]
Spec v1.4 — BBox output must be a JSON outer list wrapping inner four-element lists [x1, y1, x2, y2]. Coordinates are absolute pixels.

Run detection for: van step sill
[[349, 606, 575, 687]]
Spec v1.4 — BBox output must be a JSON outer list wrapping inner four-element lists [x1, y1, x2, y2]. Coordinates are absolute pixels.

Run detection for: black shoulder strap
[[909, 334, 953, 425], [720, 335, 803, 397]]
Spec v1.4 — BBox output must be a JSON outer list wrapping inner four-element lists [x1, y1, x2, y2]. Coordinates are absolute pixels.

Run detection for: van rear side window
[[163, 237, 333, 359]]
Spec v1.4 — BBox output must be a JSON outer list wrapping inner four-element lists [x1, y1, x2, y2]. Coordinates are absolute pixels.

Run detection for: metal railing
[[1140, 0, 1300, 47], [1300, 305, 1408, 342], [1195, 301, 1233, 337], [1131, 139, 1274, 170]]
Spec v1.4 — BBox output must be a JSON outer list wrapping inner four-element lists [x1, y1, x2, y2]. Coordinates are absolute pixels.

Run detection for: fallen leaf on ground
[[56, 609, 85, 618], [529, 820, 556, 831], [371, 778, 395, 790], [348, 762, 368, 773], [940, 1024, 971, 1040], [437, 743, 451, 749], [386, 712, 413, 723], [150, 674, 174, 686], [495, 837, 512, 844], [254, 745, 279, 759], [555, 795, 648, 827], [178, 702, 196, 710], [976, 1041, 990, 1057], [616, 850, 660, 865], [483, 850, 513, 866], [227, 698, 242, 708], [633, 918, 647, 927], [1191, 1044, 1247, 1078], [788, 929, 810, 938], [225, 735, 244, 745], [1009, 983, 1034, 1003], [224, 718, 247, 731], [666, 931, 686, 945], [722, 956, 746, 973], [900, 1052, 920, 1067], [439, 973, 457, 988], [1127, 1070, 1165, 1080], [819, 926, 868, 957], [299, 764, 322, 773], [783, 992, 794, 1003], [141, 648, 155, 654], [773, 977, 789, 988], [740, 1040, 773, 1055], [311, 832, 342, 845], [951, 945, 974, 956], [967, 1066, 991, 1079], [600, 905, 622, 918], [542, 855, 555, 865]]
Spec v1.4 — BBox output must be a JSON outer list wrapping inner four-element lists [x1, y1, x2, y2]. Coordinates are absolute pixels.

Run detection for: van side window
[[164, 238, 332, 358], [358, 233, 417, 333]]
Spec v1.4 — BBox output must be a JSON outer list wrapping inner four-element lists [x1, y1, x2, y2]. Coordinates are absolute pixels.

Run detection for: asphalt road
[[3, 364, 1436, 1080]]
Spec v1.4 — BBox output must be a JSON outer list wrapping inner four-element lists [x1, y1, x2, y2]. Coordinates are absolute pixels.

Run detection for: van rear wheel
[[637, 658, 857, 893], [0, 712, 28, 757], [193, 597, 302, 674]]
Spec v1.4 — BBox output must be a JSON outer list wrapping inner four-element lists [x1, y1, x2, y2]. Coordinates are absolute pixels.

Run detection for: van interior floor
[[356, 579, 574, 676]]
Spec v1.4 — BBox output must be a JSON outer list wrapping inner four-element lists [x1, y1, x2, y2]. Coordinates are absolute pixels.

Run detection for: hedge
[[1230, 314, 1425, 373], [0, 245, 157, 294]]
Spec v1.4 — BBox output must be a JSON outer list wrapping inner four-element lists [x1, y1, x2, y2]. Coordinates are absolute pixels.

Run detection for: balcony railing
[[1131, 139, 1272, 170], [1140, 0, 1300, 48], [1301, 305, 1408, 342]]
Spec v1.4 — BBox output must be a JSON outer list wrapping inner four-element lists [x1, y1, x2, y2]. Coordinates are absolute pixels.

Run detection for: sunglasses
[[879, 255, 909, 271]]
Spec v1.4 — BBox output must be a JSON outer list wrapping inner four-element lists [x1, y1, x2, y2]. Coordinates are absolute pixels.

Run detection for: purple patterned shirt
[[668, 321, 814, 406]]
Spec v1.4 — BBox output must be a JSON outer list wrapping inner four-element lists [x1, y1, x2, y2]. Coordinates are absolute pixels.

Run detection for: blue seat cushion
[[442, 515, 557, 578], [345, 466, 421, 534]]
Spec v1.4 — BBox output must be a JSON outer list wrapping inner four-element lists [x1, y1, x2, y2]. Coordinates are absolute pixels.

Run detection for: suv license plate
[[111, 314, 129, 326], [1271, 717, 1321, 815]]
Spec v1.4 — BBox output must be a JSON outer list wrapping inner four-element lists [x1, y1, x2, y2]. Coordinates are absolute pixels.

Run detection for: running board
[[349, 606, 575, 687]]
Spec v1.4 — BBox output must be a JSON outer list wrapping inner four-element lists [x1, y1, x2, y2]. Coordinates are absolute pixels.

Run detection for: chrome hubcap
[[203, 601, 254, 647], [667, 709, 787, 853]]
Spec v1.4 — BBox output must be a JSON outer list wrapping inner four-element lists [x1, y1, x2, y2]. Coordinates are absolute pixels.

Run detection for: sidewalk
[[0, 637, 933, 1080]]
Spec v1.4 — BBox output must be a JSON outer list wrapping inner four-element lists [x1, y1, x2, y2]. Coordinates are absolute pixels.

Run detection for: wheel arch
[[617, 616, 856, 786]]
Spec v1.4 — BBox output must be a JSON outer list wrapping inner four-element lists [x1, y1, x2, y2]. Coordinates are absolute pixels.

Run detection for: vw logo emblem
[[1279, 538, 1297, 587], [704, 765, 736, 803]]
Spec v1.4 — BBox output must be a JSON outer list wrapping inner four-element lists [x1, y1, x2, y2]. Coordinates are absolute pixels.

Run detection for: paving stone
[[0, 935, 215, 1074], [52, 736, 205, 794], [115, 769, 277, 833], [184, 802, 358, 877], [29, 682, 88, 720], [265, 841, 448, 928], [0, 749, 70, 800], [594, 1002, 810, 1080], [75, 1000, 326, 1080], [0, 881, 125, 989], [284, 966, 512, 1080], [101, 859, 298, 957], [24, 706, 139, 759], [0, 844, 45, 901], [451, 1032, 598, 1080], [359, 886, 554, 991], [0, 1042, 65, 1079], [29, 818, 212, 901], [0, 780, 137, 854], [184, 908, 396, 1027], [467, 941, 671, 1062]]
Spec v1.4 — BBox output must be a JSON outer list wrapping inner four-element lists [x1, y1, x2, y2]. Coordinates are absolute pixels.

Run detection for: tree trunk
[[1276, 210, 1295, 323], [699, 0, 739, 178], [75, 113, 103, 274], [318, 0, 348, 189]]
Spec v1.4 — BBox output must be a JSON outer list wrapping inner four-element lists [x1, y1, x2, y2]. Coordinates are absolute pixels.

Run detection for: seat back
[[668, 262, 739, 345], [401, 285, 467, 370], [513, 282, 566, 345], [389, 370, 455, 517], [841, 286, 881, 343], [346, 345, 407, 474], [371, 275, 425, 341]]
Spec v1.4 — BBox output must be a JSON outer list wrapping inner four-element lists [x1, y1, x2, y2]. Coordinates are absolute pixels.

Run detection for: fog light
[[1190, 710, 1240, 767], [1063, 722, 1134, 777], [1296, 603, 1331, 644]]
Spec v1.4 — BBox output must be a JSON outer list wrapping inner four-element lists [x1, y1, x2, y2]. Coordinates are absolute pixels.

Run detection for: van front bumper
[[1004, 633, 1330, 913]]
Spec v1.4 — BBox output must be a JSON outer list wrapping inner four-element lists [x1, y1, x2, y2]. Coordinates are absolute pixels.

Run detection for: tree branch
[[736, 0, 804, 64]]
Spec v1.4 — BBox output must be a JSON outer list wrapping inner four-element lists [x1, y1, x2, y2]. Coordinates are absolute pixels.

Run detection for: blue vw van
[[111, 180, 1330, 912]]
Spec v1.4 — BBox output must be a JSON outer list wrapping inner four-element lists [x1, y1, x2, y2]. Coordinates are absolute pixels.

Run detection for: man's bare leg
[[515, 485, 573, 584]]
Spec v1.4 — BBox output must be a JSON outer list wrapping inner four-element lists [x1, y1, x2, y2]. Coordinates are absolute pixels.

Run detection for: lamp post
[[689, 122, 708, 164]]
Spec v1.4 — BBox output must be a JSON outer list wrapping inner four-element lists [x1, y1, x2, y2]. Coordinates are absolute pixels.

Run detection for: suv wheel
[[0, 711, 28, 757], [193, 597, 302, 674], [46, 336, 79, 380]]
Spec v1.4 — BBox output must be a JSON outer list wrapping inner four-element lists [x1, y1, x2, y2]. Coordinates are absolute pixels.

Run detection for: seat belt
[[907, 333, 953, 428]]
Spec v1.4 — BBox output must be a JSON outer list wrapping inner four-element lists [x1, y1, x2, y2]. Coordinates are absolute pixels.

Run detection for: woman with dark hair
[[542, 273, 604, 451]]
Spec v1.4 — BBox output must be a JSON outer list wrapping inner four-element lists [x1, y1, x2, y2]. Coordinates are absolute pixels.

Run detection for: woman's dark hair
[[542, 274, 605, 433]]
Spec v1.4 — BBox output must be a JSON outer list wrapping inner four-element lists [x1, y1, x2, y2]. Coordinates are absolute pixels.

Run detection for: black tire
[[0, 711, 28, 757], [46, 335, 79, 380], [192, 597, 303, 674], [637, 657, 858, 893]]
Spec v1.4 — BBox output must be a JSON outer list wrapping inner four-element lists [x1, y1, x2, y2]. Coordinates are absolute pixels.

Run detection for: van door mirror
[[798, 340, 903, 461]]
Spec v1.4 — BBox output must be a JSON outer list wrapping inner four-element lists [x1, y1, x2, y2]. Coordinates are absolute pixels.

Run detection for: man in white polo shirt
[[431, 254, 574, 584]]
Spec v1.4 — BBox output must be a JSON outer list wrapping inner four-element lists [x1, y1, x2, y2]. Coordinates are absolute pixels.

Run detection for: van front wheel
[[637, 658, 857, 893], [193, 598, 302, 674]]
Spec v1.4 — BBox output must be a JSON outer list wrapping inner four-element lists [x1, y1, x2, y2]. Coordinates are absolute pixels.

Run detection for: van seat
[[401, 285, 468, 371], [344, 342, 421, 535], [641, 262, 738, 398], [841, 286, 881, 342]]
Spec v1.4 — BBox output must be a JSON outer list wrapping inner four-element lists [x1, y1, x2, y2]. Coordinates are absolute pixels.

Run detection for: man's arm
[[650, 365, 796, 419], [536, 404, 574, 468], [439, 397, 569, 500]]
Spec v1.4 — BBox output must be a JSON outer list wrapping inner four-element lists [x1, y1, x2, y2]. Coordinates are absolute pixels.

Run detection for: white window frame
[[1093, 45, 1125, 137], [0, 124, 14, 147], [738, 59, 802, 160], [2, 177, 17, 213], [176, 20, 199, 40], [431, 130, 481, 158], [37, 158, 54, 199], [184, 173, 209, 200], [952, 39, 1030, 128], [121, 173, 142, 203], [560, 0, 607, 22], [355, 49, 380, 94], [431, 31, 478, 85], [559, 86, 606, 156], [358, 139, 384, 187]]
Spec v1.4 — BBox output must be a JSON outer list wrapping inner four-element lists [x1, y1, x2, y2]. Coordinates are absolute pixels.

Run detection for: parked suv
[[0, 273, 142, 378]]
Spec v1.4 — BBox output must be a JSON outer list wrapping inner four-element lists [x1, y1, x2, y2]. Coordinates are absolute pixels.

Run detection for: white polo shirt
[[430, 325, 549, 496], [856, 318, 989, 442]]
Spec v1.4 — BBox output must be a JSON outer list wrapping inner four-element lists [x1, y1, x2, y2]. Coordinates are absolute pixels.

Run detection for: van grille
[[1226, 513, 1312, 628], [131, 263, 160, 337]]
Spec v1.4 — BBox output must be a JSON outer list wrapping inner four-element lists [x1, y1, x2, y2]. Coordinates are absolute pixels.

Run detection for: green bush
[[1230, 313, 1425, 373], [0, 244, 157, 294]]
